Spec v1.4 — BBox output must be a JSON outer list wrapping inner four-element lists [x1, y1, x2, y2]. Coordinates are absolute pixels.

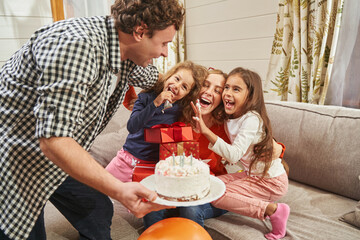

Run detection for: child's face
[[222, 74, 249, 118], [198, 73, 225, 116], [163, 68, 195, 102]]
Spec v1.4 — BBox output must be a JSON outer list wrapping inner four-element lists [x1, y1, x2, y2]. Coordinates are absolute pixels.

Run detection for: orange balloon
[[138, 217, 213, 240]]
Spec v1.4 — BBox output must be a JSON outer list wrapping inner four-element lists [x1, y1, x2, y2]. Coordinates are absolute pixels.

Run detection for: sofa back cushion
[[266, 101, 360, 200], [89, 105, 131, 167]]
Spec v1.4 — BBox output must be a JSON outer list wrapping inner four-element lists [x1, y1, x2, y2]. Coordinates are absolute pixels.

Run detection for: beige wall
[[1, 0, 278, 80], [0, 0, 53, 67], [185, 0, 278, 80]]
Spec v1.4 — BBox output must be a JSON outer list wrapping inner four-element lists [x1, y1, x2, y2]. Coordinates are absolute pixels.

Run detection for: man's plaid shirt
[[0, 16, 158, 240]]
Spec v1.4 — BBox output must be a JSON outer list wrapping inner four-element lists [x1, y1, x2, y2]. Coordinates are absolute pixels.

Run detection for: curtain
[[322, 0, 360, 108], [153, 0, 186, 74], [63, 0, 113, 18], [264, 0, 344, 104]]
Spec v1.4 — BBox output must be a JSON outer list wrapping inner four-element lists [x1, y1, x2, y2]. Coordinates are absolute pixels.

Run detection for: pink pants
[[212, 171, 288, 220], [105, 148, 145, 182]]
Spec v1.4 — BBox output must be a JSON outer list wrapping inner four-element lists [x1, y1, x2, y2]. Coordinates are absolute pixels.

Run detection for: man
[[0, 0, 184, 239]]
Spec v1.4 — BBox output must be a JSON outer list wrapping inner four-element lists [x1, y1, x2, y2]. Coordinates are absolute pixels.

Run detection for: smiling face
[[126, 25, 176, 67], [198, 73, 226, 116], [222, 74, 249, 118], [163, 68, 195, 102]]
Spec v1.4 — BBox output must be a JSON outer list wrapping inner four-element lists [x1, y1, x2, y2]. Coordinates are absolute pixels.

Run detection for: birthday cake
[[155, 155, 210, 201]]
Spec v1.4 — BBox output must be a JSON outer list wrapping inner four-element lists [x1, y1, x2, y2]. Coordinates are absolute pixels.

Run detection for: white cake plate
[[140, 175, 226, 207]]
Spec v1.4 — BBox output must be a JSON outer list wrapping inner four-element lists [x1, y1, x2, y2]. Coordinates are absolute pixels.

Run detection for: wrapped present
[[145, 122, 193, 143], [159, 141, 199, 160], [132, 163, 156, 182]]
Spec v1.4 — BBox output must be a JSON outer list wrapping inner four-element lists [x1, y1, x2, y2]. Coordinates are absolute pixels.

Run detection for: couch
[[44, 100, 360, 240]]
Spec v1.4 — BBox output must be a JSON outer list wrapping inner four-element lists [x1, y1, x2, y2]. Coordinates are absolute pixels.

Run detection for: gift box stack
[[132, 122, 199, 182]]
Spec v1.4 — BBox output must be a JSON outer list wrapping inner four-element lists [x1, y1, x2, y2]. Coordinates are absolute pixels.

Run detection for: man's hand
[[116, 182, 174, 218]]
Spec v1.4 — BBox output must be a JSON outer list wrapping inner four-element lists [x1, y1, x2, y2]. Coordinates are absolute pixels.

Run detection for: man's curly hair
[[111, 0, 185, 37]]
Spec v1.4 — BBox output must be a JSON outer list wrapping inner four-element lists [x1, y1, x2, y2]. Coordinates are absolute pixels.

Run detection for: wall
[[185, 0, 278, 80], [0, 0, 279, 80], [0, 0, 53, 67]]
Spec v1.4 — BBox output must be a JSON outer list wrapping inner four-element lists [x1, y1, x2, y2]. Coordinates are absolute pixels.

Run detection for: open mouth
[[199, 97, 212, 108], [224, 99, 235, 109], [167, 86, 176, 95]]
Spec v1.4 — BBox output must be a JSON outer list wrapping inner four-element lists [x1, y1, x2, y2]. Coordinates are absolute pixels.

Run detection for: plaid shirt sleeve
[[128, 64, 158, 89], [33, 37, 98, 139]]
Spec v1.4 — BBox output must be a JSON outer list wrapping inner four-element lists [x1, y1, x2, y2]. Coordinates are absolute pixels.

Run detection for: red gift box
[[159, 141, 199, 160], [144, 122, 193, 143], [132, 163, 156, 182]]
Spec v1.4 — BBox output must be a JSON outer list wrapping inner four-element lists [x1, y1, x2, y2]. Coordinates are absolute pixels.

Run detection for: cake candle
[[172, 153, 175, 166], [190, 154, 193, 166]]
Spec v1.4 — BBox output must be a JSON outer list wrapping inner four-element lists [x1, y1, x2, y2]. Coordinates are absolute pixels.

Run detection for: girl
[[106, 61, 207, 182], [192, 67, 290, 240]]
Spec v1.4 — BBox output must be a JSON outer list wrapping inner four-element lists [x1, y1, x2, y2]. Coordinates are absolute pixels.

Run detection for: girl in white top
[[192, 67, 290, 240]]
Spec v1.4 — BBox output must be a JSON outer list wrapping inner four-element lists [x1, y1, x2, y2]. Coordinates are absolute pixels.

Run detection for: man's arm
[[123, 70, 164, 111], [39, 136, 170, 217], [128, 64, 159, 89]]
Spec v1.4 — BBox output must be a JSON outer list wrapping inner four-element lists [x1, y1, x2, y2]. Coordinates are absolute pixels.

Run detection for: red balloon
[[138, 217, 213, 240]]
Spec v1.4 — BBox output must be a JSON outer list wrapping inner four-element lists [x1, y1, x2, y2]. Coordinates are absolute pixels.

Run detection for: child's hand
[[191, 100, 219, 145], [153, 91, 173, 107], [190, 100, 208, 134]]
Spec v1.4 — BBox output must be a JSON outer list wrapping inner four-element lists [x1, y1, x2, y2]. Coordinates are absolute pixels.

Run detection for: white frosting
[[155, 155, 210, 201]]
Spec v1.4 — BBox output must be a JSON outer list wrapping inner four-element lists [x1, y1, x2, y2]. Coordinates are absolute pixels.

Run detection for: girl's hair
[[145, 61, 208, 124], [227, 67, 273, 177], [111, 0, 185, 38], [206, 69, 228, 125]]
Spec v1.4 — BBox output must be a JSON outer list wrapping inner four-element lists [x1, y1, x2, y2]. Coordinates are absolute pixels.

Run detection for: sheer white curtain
[[63, 0, 113, 18], [322, 0, 360, 108]]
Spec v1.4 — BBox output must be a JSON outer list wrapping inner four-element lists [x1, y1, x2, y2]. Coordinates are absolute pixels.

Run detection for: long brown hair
[[227, 67, 273, 177], [145, 61, 208, 124]]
